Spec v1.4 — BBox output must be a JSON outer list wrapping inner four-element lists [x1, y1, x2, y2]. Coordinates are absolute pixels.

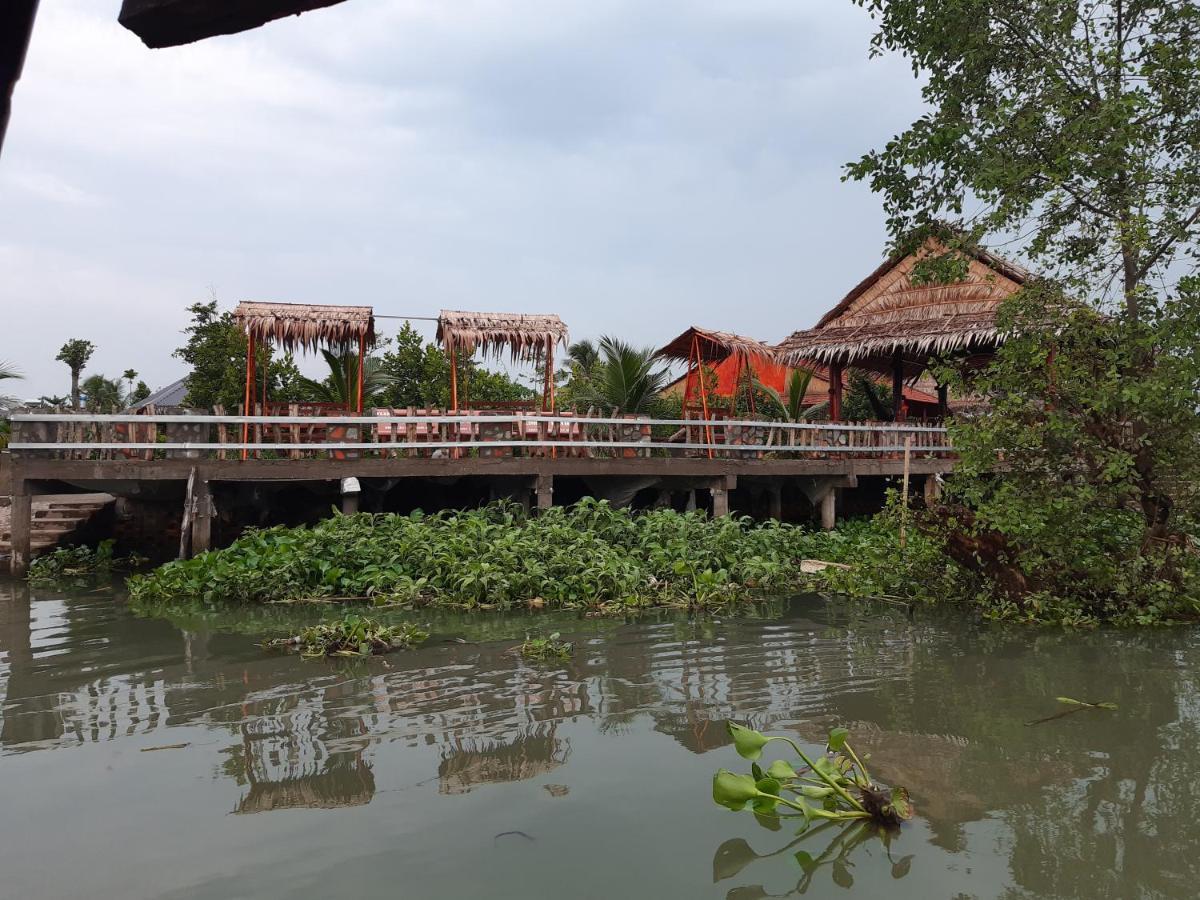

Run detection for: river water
[[1, 577, 1198, 899]]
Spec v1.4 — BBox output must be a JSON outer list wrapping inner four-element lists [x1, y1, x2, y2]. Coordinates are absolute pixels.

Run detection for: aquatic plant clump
[[28, 540, 145, 583], [128, 500, 823, 611], [263, 613, 428, 658], [517, 632, 573, 661], [713, 723, 913, 830]]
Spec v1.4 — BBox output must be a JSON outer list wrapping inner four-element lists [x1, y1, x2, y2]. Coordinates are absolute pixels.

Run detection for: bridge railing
[[7, 412, 952, 460]]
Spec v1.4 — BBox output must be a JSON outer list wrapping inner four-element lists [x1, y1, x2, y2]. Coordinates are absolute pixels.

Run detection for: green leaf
[[727, 722, 770, 761], [713, 770, 760, 811], [827, 727, 849, 752], [766, 759, 797, 780], [890, 786, 914, 821]]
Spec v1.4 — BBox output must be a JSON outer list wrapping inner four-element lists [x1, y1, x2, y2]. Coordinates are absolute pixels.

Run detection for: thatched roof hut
[[655, 327, 777, 366], [436, 310, 568, 363], [233, 301, 375, 352], [776, 238, 1028, 379]]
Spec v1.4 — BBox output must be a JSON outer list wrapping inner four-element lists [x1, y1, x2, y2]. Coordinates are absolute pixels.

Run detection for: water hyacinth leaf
[[752, 776, 782, 813], [728, 722, 770, 761], [713, 770, 761, 810], [751, 762, 765, 782], [766, 759, 797, 780], [890, 787, 914, 821], [798, 784, 834, 800], [827, 727, 849, 751]]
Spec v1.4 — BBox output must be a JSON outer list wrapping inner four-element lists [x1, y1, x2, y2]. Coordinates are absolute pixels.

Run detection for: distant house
[[129, 377, 189, 412]]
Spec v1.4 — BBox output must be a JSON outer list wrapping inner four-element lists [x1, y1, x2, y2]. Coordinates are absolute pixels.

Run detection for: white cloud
[[1, 0, 925, 397]]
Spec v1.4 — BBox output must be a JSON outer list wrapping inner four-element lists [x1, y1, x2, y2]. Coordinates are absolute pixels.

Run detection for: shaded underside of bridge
[[5, 455, 951, 575]]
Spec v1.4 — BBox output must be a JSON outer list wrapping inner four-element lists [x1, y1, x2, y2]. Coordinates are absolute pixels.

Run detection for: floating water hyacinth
[[712, 723, 913, 829]]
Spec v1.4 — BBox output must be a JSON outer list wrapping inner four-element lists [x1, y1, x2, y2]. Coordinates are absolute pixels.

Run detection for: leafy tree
[[129, 380, 151, 405], [80, 374, 124, 412], [847, 0, 1200, 621], [174, 301, 303, 410], [377, 322, 532, 409], [56, 339, 95, 410]]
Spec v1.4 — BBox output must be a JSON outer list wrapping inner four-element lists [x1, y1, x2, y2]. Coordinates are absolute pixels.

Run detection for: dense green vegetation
[[128, 500, 829, 611], [262, 612, 428, 658], [28, 541, 145, 583]]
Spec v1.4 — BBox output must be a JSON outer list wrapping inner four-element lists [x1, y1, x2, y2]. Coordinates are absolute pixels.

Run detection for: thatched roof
[[437, 310, 568, 362], [656, 327, 777, 365], [776, 238, 1028, 376], [234, 301, 375, 352]]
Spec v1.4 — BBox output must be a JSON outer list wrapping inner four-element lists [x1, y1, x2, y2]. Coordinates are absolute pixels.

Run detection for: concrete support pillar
[[711, 487, 729, 517], [767, 486, 783, 522], [192, 478, 214, 555], [923, 474, 942, 505], [534, 474, 553, 512], [819, 489, 837, 531], [9, 482, 31, 577], [340, 476, 361, 516]]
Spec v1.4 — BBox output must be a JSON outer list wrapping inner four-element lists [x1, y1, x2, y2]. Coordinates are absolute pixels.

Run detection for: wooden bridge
[[5, 412, 954, 575]]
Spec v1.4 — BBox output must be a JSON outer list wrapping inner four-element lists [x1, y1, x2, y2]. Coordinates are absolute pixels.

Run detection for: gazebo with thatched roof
[[776, 237, 1028, 421], [233, 301, 375, 455], [655, 327, 777, 420], [436, 310, 568, 412]]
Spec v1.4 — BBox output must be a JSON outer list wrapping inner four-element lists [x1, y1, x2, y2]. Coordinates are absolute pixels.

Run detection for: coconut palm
[[772, 368, 829, 422], [0, 361, 23, 409], [81, 374, 125, 411], [299, 349, 394, 408], [580, 336, 672, 414]]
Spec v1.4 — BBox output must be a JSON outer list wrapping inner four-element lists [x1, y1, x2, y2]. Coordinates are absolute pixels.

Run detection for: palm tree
[[581, 336, 672, 414], [772, 368, 829, 423], [299, 349, 394, 408], [56, 338, 95, 410], [0, 361, 23, 409], [81, 374, 124, 411], [122, 368, 138, 397]]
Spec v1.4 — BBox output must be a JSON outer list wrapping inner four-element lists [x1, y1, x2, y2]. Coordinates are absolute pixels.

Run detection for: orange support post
[[828, 361, 843, 423], [241, 332, 255, 460], [356, 334, 365, 413]]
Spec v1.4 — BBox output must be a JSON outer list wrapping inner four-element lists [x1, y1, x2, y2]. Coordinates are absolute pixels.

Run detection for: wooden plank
[[178, 467, 196, 560]]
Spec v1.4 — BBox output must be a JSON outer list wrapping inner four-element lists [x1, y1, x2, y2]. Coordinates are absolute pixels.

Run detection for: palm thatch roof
[[655, 327, 777, 365], [233, 301, 375, 352], [776, 238, 1028, 377], [436, 310, 568, 362]]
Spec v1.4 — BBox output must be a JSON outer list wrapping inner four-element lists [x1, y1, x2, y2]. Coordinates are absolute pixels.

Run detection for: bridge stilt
[[535, 474, 553, 512], [9, 483, 31, 577], [819, 489, 836, 531]]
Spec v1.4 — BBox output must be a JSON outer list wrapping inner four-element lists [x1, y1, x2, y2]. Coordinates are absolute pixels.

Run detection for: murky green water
[[2, 578, 1198, 899]]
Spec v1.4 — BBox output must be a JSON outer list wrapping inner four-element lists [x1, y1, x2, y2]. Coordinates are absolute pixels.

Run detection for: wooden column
[[828, 361, 843, 423], [891, 349, 905, 422], [9, 480, 31, 577], [449, 346, 458, 412], [937, 383, 949, 419], [242, 331, 255, 460], [534, 473, 553, 512], [356, 334, 366, 413], [924, 474, 942, 505], [819, 488, 837, 531]]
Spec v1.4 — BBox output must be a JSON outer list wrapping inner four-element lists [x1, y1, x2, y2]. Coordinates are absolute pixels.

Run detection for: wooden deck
[[5, 412, 954, 574]]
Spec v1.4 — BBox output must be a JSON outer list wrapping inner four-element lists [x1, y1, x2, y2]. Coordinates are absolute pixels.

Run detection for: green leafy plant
[[28, 541, 146, 583], [518, 632, 573, 661], [128, 499, 828, 613], [263, 612, 428, 658], [713, 723, 913, 829]]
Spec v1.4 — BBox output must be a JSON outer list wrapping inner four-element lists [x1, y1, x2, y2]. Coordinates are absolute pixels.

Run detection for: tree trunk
[[70, 369, 81, 410]]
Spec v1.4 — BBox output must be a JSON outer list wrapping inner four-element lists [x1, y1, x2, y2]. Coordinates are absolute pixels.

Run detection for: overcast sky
[[1, 0, 926, 399]]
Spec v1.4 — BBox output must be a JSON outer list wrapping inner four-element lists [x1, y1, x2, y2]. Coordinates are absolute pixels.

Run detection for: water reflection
[[2, 578, 1200, 898]]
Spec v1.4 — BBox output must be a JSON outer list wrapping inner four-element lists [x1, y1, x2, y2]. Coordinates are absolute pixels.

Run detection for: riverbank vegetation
[[128, 500, 829, 611], [28, 541, 146, 584]]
